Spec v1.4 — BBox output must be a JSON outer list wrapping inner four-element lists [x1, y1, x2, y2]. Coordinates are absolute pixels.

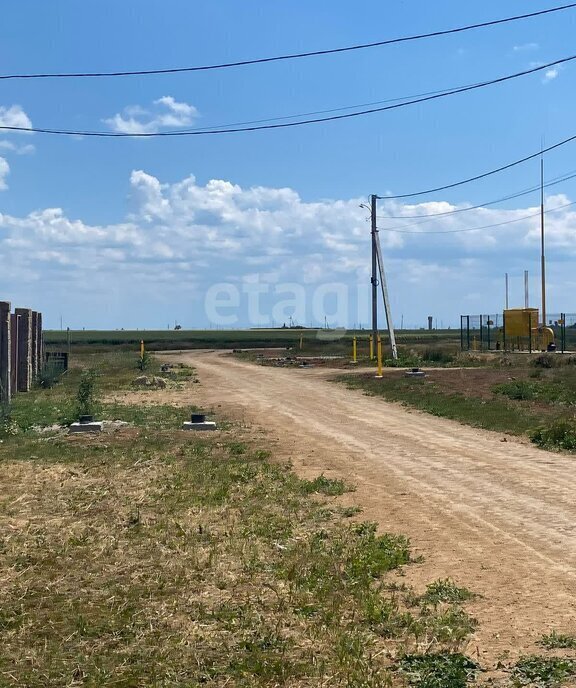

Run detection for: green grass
[[0, 352, 481, 686], [44, 327, 462, 354], [338, 374, 540, 436], [494, 379, 576, 405]]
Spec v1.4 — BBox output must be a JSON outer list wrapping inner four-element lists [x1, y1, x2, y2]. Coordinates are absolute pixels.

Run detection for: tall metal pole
[[524, 270, 529, 308], [505, 273, 509, 310], [540, 156, 547, 327], [370, 194, 378, 346]]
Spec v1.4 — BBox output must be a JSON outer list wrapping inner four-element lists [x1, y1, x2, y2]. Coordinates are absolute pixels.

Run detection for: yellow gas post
[[352, 336, 357, 363], [375, 335, 383, 378], [299, 334, 303, 350], [369, 335, 374, 360], [140, 340, 145, 360]]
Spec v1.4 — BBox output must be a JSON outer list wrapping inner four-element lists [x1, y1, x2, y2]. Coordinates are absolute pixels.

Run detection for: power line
[[377, 169, 576, 226], [188, 83, 482, 131], [378, 200, 576, 234], [1, 54, 575, 138], [382, 131, 576, 200], [2, 4, 574, 80]]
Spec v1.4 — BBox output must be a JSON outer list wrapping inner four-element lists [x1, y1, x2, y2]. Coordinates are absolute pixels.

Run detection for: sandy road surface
[[160, 350, 576, 663]]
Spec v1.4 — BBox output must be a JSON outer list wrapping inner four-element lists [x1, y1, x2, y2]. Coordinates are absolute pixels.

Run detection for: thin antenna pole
[[370, 195, 378, 346], [540, 153, 547, 327], [524, 270, 529, 308], [505, 273, 509, 310]]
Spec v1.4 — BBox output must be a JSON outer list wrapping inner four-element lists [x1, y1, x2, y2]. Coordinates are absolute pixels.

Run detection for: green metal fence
[[460, 313, 576, 353]]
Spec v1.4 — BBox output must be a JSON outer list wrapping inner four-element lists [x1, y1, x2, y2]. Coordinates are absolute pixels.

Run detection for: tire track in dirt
[[160, 351, 576, 664]]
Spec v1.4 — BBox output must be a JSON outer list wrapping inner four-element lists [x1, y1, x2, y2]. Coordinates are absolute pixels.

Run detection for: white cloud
[[1, 171, 575, 327], [0, 105, 32, 132], [530, 61, 564, 84], [513, 43, 539, 52], [104, 96, 199, 134], [0, 140, 35, 155], [543, 68, 559, 83], [0, 157, 9, 190]]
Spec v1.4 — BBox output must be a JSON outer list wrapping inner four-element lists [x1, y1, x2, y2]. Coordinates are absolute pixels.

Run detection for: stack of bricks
[[0, 301, 44, 405]]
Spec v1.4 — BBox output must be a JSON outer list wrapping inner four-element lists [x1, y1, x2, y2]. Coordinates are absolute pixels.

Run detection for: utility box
[[504, 308, 539, 337]]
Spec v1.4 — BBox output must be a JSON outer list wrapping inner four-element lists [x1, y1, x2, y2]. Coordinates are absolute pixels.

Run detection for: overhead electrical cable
[[378, 200, 576, 234], [376, 170, 576, 228], [383, 130, 576, 200], [187, 83, 482, 131], [1, 55, 575, 138], [1, 3, 574, 80]]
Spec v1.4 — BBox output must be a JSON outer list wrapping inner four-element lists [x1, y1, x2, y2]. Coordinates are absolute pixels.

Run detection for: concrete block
[[405, 368, 426, 378], [182, 421, 217, 431], [0, 301, 11, 404], [37, 312, 43, 372], [69, 422, 103, 434], [15, 308, 32, 392], [10, 313, 19, 394], [31, 311, 38, 378]]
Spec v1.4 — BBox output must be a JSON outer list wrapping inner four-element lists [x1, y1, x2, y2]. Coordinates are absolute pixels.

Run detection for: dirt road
[[161, 350, 576, 663]]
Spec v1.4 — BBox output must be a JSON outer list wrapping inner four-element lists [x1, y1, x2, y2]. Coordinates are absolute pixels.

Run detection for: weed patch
[[419, 579, 476, 606], [300, 474, 354, 496], [512, 655, 576, 686], [398, 652, 479, 687], [538, 631, 576, 649], [530, 419, 576, 452]]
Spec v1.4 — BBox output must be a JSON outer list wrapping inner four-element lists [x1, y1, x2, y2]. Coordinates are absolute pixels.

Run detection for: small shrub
[[138, 350, 151, 371], [36, 363, 63, 389], [0, 403, 18, 437], [398, 652, 478, 687], [538, 630, 576, 649], [493, 381, 537, 401], [530, 419, 576, 451], [512, 655, 576, 686], [533, 354, 555, 369], [420, 579, 475, 606], [76, 369, 99, 418], [421, 348, 454, 365]]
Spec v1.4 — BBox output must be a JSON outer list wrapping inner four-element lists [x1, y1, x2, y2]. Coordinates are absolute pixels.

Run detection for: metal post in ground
[[370, 195, 378, 349], [466, 316, 470, 350]]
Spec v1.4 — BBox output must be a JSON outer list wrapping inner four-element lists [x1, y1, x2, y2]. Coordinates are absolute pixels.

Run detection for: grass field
[[44, 327, 462, 354], [0, 352, 481, 687], [3, 353, 576, 685]]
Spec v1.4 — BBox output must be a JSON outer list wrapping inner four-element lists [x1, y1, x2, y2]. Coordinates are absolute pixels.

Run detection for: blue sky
[[0, 1, 575, 329]]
